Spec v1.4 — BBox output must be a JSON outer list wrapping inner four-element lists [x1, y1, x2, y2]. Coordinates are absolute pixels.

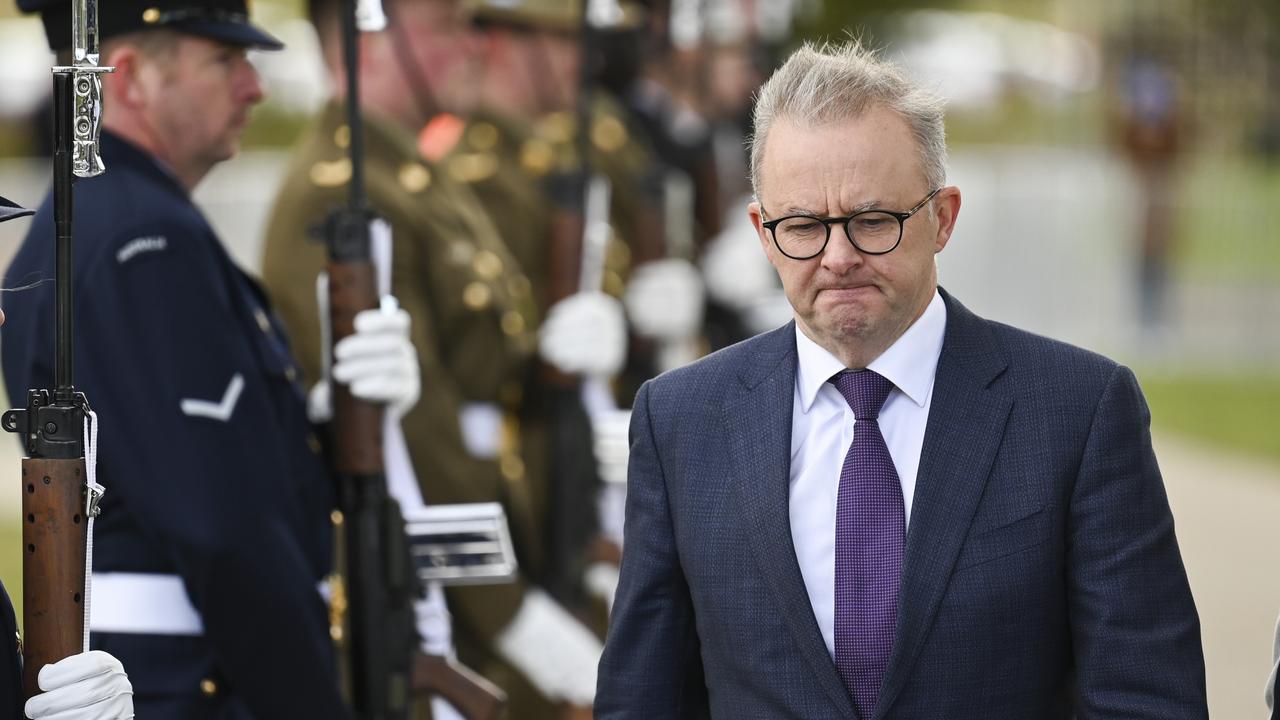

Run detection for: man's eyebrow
[[779, 199, 884, 216]]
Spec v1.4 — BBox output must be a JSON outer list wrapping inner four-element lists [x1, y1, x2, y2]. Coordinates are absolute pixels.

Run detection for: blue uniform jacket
[[0, 583, 18, 719], [2, 133, 349, 719]]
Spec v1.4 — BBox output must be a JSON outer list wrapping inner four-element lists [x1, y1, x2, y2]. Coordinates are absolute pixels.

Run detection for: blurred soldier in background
[[458, 0, 704, 392], [2, 1, 422, 716], [1111, 28, 1187, 337], [261, 1, 613, 717]]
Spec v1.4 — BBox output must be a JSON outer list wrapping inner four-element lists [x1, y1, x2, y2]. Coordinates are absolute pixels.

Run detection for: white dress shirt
[[789, 290, 947, 658]]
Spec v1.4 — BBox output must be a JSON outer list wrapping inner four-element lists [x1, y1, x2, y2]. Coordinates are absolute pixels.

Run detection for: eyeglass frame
[[759, 187, 943, 260]]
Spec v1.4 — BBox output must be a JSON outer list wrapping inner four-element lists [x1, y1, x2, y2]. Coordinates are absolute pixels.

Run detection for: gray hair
[[749, 39, 948, 199]]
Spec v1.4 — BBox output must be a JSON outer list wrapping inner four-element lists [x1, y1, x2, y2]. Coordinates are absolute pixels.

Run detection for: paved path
[[1158, 433, 1280, 719]]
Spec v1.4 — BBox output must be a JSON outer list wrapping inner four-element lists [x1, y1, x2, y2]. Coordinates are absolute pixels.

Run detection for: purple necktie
[[831, 370, 905, 718]]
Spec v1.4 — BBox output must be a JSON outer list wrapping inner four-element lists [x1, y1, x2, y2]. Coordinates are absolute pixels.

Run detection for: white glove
[[623, 259, 705, 341], [702, 200, 780, 311], [24, 651, 134, 720], [538, 292, 627, 378], [331, 306, 421, 419], [742, 290, 796, 335], [592, 408, 631, 487], [493, 589, 603, 706], [584, 561, 621, 615]]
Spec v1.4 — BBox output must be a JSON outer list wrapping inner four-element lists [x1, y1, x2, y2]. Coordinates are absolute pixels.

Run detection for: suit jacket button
[[200, 678, 218, 697]]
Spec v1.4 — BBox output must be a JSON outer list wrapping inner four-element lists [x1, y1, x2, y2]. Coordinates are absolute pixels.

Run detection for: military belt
[[89, 572, 330, 636]]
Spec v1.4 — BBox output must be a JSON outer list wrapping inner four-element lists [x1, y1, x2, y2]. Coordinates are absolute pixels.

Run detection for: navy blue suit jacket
[[2, 133, 346, 719], [596, 290, 1206, 719]]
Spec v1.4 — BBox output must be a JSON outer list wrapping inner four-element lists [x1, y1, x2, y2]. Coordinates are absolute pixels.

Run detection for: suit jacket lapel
[[725, 322, 859, 719], [873, 290, 1013, 718]]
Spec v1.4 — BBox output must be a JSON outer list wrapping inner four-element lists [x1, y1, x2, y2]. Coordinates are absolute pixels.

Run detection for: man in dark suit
[[595, 40, 1207, 719]]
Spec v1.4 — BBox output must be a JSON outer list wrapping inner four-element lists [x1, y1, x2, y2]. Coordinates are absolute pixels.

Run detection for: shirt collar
[[794, 289, 947, 413]]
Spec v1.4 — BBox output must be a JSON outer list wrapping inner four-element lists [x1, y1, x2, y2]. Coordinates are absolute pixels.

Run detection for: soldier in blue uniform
[[2, 3, 419, 717], [1, 196, 135, 719]]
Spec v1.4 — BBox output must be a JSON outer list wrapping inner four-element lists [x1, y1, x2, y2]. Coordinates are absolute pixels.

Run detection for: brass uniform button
[[520, 139, 554, 176], [310, 158, 352, 188], [472, 250, 503, 280], [333, 125, 351, 149], [501, 310, 525, 337], [142, 7, 161, 23], [284, 366, 298, 382], [200, 678, 218, 697], [538, 111, 575, 144], [331, 509, 345, 526], [254, 308, 272, 333], [308, 433, 324, 455], [462, 282, 492, 311], [591, 115, 628, 153], [398, 163, 431, 193], [467, 122, 499, 151]]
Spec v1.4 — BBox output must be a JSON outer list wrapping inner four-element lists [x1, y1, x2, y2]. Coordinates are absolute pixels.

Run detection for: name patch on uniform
[[116, 235, 168, 264]]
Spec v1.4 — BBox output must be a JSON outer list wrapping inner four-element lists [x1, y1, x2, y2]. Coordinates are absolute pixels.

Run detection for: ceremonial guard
[[0, 196, 134, 720], [2, 2, 419, 716], [261, 1, 610, 717]]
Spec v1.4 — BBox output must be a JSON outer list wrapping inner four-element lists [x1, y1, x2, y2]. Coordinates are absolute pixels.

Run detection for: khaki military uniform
[[262, 101, 556, 718]]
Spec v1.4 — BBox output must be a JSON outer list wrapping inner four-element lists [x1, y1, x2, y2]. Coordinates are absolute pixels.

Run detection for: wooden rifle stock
[[20, 455, 87, 699], [412, 653, 505, 720], [328, 259, 384, 475]]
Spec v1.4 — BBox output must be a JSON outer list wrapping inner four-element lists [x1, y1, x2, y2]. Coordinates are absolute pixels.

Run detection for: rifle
[[0, 0, 110, 700], [537, 0, 622, 611], [325, 2, 506, 718]]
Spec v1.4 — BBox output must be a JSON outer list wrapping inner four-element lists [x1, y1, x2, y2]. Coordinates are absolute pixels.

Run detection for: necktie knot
[[831, 370, 895, 420]]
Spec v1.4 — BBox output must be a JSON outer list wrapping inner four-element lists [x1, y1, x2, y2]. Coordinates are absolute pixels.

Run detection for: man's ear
[[102, 45, 146, 109], [931, 186, 962, 254], [747, 199, 771, 255]]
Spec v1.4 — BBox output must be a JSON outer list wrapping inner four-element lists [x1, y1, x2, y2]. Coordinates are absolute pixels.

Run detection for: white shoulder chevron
[[180, 373, 245, 422]]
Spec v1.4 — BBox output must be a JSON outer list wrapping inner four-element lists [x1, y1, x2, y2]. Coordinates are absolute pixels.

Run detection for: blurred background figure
[[1110, 22, 1187, 338], [0, 0, 1277, 717]]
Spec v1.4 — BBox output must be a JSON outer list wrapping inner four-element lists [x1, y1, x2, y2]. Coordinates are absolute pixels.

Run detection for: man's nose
[[820, 222, 864, 274], [239, 58, 265, 104]]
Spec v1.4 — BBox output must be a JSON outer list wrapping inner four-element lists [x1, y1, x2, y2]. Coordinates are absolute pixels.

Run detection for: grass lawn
[[1139, 371, 1280, 465]]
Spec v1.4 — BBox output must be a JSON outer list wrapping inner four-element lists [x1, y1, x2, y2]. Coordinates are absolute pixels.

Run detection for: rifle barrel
[[53, 72, 74, 395]]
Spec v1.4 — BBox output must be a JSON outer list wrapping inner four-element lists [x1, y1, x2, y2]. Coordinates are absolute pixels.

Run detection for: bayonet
[[53, 0, 113, 178]]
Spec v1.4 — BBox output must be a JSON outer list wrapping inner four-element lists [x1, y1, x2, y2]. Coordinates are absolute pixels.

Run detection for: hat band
[[144, 8, 251, 26]]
